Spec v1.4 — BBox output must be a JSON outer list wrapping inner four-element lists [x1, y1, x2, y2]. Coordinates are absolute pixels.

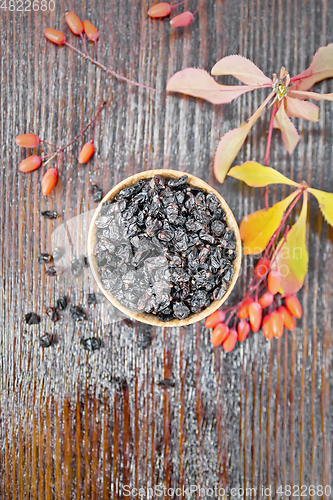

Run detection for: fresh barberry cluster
[[148, 1, 204, 27], [205, 256, 303, 352], [15, 101, 105, 195]]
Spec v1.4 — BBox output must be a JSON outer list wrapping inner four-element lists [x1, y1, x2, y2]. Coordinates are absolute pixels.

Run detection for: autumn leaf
[[308, 187, 333, 226], [214, 92, 274, 182], [240, 191, 301, 254], [166, 68, 257, 105], [228, 162, 300, 187], [285, 97, 320, 122], [273, 192, 308, 296], [273, 102, 300, 154], [292, 43, 333, 91], [211, 55, 272, 86]]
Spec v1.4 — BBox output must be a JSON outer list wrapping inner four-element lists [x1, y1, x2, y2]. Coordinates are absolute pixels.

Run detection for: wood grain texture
[[1, 0, 333, 498]]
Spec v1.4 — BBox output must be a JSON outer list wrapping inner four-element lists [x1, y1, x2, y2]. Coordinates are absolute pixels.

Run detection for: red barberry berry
[[44, 28, 66, 45], [222, 329, 238, 352], [237, 320, 250, 341], [248, 302, 262, 332], [237, 297, 254, 320], [254, 257, 270, 277], [42, 168, 58, 195], [267, 270, 281, 295], [210, 323, 229, 347], [262, 315, 274, 339], [270, 311, 284, 338], [15, 133, 40, 148], [78, 142, 95, 164], [83, 20, 99, 42], [170, 11, 194, 27], [65, 12, 84, 35], [204, 310, 225, 329], [148, 2, 171, 18], [19, 155, 42, 173], [285, 295, 303, 319], [277, 306, 296, 331], [258, 291, 274, 308]]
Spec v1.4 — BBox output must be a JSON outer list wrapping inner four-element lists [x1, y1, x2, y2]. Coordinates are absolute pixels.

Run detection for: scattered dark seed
[[45, 307, 60, 322], [157, 379, 175, 388], [137, 331, 152, 349], [37, 253, 53, 264], [39, 333, 53, 348], [92, 185, 103, 202], [25, 312, 41, 325], [70, 306, 86, 321], [41, 210, 58, 219], [46, 266, 57, 276], [80, 337, 102, 351], [56, 295, 67, 311]]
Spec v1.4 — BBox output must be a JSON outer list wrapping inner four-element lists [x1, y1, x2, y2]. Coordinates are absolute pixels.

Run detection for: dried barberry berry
[[45, 266, 57, 276], [80, 337, 102, 351], [25, 312, 41, 325], [70, 306, 86, 321], [41, 210, 58, 219], [45, 307, 60, 322], [56, 296, 67, 311], [37, 253, 53, 264], [157, 379, 175, 388], [92, 185, 103, 202], [39, 333, 53, 348], [94, 176, 236, 321]]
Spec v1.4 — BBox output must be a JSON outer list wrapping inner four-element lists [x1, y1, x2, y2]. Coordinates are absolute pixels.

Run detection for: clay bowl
[[87, 169, 242, 327]]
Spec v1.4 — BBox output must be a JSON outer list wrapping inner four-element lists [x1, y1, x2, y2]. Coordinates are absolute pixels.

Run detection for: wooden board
[[0, 0, 332, 498]]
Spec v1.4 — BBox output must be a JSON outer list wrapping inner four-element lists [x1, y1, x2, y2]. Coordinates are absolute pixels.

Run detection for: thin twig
[[65, 42, 155, 91]]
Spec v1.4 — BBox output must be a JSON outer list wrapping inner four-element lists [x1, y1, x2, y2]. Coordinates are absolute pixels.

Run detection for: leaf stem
[[64, 42, 155, 91], [263, 103, 277, 166]]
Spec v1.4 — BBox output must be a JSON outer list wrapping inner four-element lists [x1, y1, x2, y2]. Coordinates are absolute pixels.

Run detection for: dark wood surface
[[1, 0, 333, 498]]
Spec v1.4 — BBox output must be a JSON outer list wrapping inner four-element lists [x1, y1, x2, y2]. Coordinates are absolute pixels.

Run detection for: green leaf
[[240, 191, 300, 255], [273, 192, 308, 296], [228, 162, 301, 187], [308, 187, 333, 226]]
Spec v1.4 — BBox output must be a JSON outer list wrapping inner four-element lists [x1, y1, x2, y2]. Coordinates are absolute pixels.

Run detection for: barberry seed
[[285, 295, 303, 319], [237, 320, 250, 341], [45, 266, 57, 276], [83, 20, 99, 41], [254, 257, 270, 278], [148, 2, 171, 18], [222, 329, 238, 352], [65, 12, 84, 35], [79, 142, 95, 164], [41, 210, 58, 219], [170, 11, 194, 27], [270, 311, 284, 338], [42, 168, 58, 195], [15, 133, 40, 148], [19, 155, 42, 173], [39, 333, 53, 348], [267, 270, 281, 295], [211, 323, 229, 346], [56, 296, 67, 311], [277, 305, 296, 330], [248, 302, 262, 332], [237, 297, 254, 320], [45, 307, 59, 322], [204, 310, 226, 329], [80, 337, 101, 351], [92, 185, 103, 202], [37, 253, 53, 264], [258, 291, 274, 308], [70, 305, 86, 321], [25, 312, 41, 325], [44, 28, 66, 45]]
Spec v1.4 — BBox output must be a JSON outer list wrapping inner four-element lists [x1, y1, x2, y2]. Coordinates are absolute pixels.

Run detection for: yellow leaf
[[308, 187, 333, 226], [240, 191, 300, 255], [228, 162, 300, 187], [273, 192, 308, 296]]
